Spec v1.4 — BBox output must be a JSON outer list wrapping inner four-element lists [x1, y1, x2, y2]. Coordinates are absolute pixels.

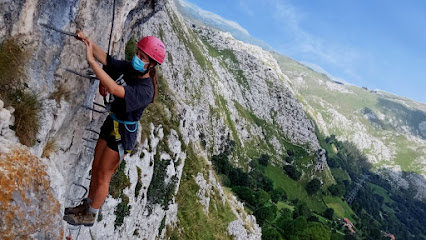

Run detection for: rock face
[[0, 0, 322, 238], [0, 146, 63, 239]]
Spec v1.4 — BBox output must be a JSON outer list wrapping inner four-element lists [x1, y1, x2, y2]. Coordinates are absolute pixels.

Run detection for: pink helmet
[[137, 36, 166, 64]]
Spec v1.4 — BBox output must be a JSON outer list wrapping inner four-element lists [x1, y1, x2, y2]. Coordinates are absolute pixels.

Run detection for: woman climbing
[[63, 30, 166, 226]]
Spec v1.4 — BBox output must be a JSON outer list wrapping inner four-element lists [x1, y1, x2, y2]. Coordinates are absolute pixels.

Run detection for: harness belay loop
[[109, 113, 138, 132]]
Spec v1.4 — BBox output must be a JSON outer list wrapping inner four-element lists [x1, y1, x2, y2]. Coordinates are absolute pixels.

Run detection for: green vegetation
[[135, 166, 142, 198], [109, 161, 131, 228], [377, 97, 426, 140], [201, 39, 250, 89], [323, 196, 355, 222], [171, 145, 237, 240], [306, 179, 322, 195], [125, 36, 137, 61], [140, 73, 182, 147], [273, 51, 426, 176], [147, 154, 178, 209], [324, 136, 426, 239], [168, 8, 212, 71], [0, 39, 40, 146]]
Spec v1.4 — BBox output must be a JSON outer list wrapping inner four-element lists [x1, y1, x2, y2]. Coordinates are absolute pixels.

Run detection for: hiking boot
[[64, 199, 90, 215], [63, 209, 96, 227]]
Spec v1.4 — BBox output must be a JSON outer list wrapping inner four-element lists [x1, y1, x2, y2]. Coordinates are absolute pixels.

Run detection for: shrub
[[0, 39, 39, 146], [258, 154, 270, 166], [323, 208, 334, 220], [293, 202, 312, 219], [270, 187, 287, 203], [147, 156, 178, 209], [232, 186, 257, 207], [255, 189, 270, 208], [228, 167, 249, 187], [283, 165, 301, 180], [261, 225, 280, 240], [41, 139, 56, 158], [306, 179, 321, 195], [109, 161, 131, 199], [253, 205, 277, 226], [114, 194, 130, 228], [125, 36, 137, 61], [8, 89, 40, 146], [135, 167, 142, 198], [328, 182, 345, 196], [285, 156, 294, 164]]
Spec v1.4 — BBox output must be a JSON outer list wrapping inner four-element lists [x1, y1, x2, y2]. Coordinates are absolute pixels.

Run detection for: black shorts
[[99, 116, 119, 152]]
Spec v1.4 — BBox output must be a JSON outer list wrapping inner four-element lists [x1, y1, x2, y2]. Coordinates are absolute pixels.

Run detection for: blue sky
[[184, 0, 426, 103]]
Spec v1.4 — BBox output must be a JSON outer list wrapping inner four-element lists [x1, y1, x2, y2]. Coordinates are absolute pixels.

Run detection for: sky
[[184, 0, 426, 103]]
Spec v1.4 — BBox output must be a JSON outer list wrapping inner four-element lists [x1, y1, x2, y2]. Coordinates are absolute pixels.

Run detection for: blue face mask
[[132, 55, 146, 72]]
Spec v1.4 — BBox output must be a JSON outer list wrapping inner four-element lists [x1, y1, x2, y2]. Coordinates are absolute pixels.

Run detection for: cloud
[[177, 0, 250, 35], [268, 0, 364, 83], [238, 0, 254, 16]]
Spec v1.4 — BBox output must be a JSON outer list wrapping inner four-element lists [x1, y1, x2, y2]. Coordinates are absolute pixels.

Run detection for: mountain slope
[[0, 0, 327, 238], [272, 53, 426, 199]]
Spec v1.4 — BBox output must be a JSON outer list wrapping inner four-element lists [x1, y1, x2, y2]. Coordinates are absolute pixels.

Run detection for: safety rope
[[107, 0, 116, 55]]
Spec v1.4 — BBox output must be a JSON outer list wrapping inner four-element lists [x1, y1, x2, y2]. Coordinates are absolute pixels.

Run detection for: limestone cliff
[[0, 0, 321, 239]]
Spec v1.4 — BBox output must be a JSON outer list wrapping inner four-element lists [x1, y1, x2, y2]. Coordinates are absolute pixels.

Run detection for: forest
[[210, 134, 426, 240]]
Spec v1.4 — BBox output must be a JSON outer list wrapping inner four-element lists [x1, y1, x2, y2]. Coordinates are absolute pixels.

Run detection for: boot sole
[[63, 215, 94, 227]]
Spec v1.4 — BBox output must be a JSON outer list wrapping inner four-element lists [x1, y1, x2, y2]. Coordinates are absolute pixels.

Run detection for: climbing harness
[[107, 112, 137, 161]]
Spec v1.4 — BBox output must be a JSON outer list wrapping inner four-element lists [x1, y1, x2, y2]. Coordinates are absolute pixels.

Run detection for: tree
[[323, 208, 334, 220], [232, 186, 257, 207], [285, 156, 294, 164], [328, 182, 345, 196], [344, 234, 357, 240], [327, 157, 340, 168], [253, 205, 278, 226], [258, 154, 270, 166], [249, 169, 273, 191], [299, 222, 332, 240], [293, 202, 312, 219], [306, 179, 321, 195], [254, 189, 270, 208], [261, 225, 280, 240], [228, 168, 249, 187], [285, 216, 308, 238], [283, 165, 301, 180], [270, 187, 287, 203]]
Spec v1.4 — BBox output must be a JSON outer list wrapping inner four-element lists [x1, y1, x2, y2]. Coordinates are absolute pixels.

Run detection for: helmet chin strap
[[140, 59, 153, 77]]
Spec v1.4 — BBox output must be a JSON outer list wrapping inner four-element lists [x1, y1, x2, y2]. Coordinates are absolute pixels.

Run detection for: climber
[[62, 30, 166, 226]]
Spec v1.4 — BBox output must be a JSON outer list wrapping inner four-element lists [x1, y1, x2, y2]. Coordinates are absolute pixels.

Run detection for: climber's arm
[[76, 30, 107, 66], [84, 39, 125, 98]]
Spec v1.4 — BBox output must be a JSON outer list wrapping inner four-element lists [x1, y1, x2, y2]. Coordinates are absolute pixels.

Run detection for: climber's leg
[[88, 138, 108, 201], [63, 138, 108, 216], [90, 146, 120, 209]]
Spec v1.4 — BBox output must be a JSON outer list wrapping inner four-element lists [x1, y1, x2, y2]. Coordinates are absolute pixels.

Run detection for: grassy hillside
[[272, 53, 426, 175]]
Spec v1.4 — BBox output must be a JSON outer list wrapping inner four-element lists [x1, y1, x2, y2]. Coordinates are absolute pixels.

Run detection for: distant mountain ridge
[[175, 0, 274, 51], [176, 0, 426, 199]]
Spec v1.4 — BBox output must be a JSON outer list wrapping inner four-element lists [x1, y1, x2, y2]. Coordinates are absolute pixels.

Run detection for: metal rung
[[85, 128, 100, 135], [84, 145, 95, 150], [82, 105, 107, 113], [93, 102, 107, 109], [64, 68, 97, 80], [82, 137, 97, 142], [65, 182, 88, 202]]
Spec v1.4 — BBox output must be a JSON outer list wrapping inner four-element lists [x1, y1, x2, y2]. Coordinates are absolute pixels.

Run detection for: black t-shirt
[[103, 54, 153, 150]]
